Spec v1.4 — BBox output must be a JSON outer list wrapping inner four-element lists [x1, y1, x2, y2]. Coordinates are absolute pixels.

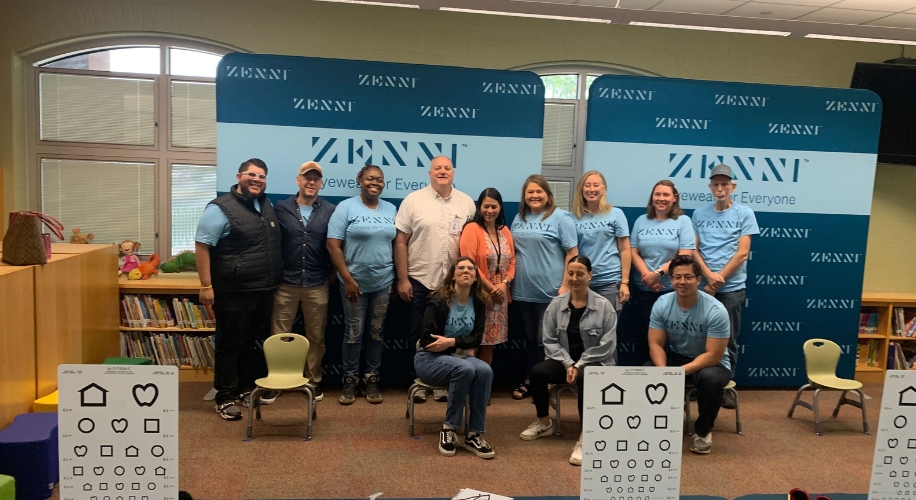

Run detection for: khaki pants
[[271, 281, 329, 383]]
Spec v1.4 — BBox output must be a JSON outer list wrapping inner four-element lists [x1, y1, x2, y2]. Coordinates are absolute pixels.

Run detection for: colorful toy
[[118, 240, 141, 275], [160, 251, 197, 273], [69, 228, 94, 244], [131, 254, 160, 280]]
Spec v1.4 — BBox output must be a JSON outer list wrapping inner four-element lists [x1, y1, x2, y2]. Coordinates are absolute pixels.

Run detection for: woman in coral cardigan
[[459, 188, 516, 366]]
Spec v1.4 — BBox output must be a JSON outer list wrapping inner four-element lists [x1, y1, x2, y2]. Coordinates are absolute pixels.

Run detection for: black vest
[[209, 186, 282, 292]]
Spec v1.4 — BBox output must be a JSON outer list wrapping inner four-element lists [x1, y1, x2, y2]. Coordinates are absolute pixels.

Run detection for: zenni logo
[[595, 88, 655, 100], [767, 123, 821, 135], [223, 66, 288, 80], [358, 75, 418, 88], [481, 82, 541, 95], [668, 153, 802, 182], [308, 136, 460, 168], [655, 118, 710, 130], [826, 100, 878, 112], [747, 367, 798, 377]]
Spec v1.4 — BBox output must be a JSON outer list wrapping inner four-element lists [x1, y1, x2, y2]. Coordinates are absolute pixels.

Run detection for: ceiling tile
[[718, 1, 821, 19], [831, 0, 916, 11], [741, 0, 837, 5], [650, 0, 745, 16], [579, 0, 660, 8], [796, 7, 893, 23], [864, 12, 916, 27]]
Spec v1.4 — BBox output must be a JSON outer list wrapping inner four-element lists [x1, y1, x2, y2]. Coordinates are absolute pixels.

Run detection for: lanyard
[[487, 227, 502, 271]]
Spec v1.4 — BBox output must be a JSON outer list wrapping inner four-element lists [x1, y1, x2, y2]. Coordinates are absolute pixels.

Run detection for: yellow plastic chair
[[549, 383, 578, 437], [787, 338, 869, 435], [405, 341, 468, 437], [246, 334, 316, 439]]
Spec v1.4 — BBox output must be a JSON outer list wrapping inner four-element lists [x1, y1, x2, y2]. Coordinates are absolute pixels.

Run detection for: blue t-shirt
[[511, 209, 578, 303], [299, 204, 314, 224], [194, 200, 261, 246], [574, 207, 630, 287], [649, 291, 731, 371], [444, 300, 476, 338], [692, 203, 759, 292], [326, 197, 398, 293], [630, 215, 696, 292]]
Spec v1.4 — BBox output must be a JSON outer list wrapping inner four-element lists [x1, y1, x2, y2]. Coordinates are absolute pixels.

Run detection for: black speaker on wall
[[851, 59, 916, 166]]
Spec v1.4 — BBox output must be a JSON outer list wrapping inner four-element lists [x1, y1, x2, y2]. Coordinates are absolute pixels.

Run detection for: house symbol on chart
[[899, 386, 916, 406], [601, 383, 625, 405], [79, 383, 109, 407], [661, 459, 671, 468], [637, 440, 650, 451], [125, 446, 139, 457], [154, 467, 166, 476]]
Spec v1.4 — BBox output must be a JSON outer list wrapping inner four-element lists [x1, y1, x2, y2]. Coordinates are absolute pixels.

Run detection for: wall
[[864, 164, 916, 292], [0, 0, 911, 291]]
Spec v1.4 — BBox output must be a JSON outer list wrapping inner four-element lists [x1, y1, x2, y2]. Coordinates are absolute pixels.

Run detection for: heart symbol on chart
[[645, 460, 654, 468], [606, 488, 612, 493], [116, 484, 124, 491], [627, 415, 641, 429], [74, 445, 88, 457], [888, 438, 899, 448], [901, 457, 909, 465], [628, 475, 635, 482], [595, 440, 607, 451], [650, 487, 656, 493], [132, 384, 159, 407], [135, 467, 145, 475], [645, 383, 668, 404], [610, 460, 619, 468], [111, 419, 128, 433], [93, 467, 104, 476]]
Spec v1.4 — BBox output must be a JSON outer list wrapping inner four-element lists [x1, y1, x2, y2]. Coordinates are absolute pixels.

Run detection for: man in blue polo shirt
[[649, 254, 730, 455]]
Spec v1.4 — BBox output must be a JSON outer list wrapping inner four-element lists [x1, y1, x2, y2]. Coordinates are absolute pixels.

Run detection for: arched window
[[26, 38, 238, 257]]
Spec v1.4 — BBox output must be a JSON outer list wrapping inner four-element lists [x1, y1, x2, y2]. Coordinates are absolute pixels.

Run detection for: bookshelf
[[119, 273, 214, 382], [857, 293, 916, 383]]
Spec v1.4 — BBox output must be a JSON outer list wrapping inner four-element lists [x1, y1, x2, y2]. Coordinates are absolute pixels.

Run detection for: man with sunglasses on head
[[268, 161, 337, 403], [647, 254, 730, 455], [196, 158, 282, 421]]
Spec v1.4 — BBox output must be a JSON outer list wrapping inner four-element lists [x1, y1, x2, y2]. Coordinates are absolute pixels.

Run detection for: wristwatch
[[655, 268, 666, 276]]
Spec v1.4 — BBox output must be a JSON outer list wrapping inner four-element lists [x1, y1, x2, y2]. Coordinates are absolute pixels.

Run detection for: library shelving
[[857, 293, 916, 384]]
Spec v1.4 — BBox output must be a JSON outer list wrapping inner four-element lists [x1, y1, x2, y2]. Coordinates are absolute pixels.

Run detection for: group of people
[[194, 156, 758, 463]]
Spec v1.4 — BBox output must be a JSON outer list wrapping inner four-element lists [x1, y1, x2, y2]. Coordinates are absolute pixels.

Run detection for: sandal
[[512, 383, 530, 400]]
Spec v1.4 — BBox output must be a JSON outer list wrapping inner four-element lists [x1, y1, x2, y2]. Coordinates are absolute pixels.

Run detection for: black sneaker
[[439, 428, 458, 457], [237, 391, 254, 408], [309, 383, 324, 402], [464, 433, 496, 459], [339, 376, 357, 405], [364, 374, 383, 404], [215, 401, 241, 421]]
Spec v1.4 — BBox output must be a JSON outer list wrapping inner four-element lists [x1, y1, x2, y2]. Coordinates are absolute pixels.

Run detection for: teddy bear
[[69, 227, 94, 244], [118, 240, 141, 276]]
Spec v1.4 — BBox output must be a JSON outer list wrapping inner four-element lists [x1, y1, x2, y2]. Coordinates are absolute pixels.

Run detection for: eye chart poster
[[581, 367, 685, 500], [869, 370, 916, 500], [58, 364, 179, 500]]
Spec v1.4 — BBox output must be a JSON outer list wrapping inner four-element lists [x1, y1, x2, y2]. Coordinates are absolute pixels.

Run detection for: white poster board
[[581, 366, 685, 500], [58, 364, 179, 500], [869, 370, 916, 500]]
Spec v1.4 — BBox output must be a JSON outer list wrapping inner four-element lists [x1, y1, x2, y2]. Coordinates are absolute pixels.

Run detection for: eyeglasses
[[242, 171, 267, 180], [671, 274, 697, 282], [300, 175, 322, 184], [455, 265, 476, 272]]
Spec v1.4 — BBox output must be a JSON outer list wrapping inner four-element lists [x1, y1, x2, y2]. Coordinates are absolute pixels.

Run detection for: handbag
[[2, 211, 64, 265]]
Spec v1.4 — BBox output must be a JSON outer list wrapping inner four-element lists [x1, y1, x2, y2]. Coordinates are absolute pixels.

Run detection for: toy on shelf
[[160, 251, 197, 273], [129, 254, 161, 280], [118, 240, 141, 276], [69, 228, 94, 244]]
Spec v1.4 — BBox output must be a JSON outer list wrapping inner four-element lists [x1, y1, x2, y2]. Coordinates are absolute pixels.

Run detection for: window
[[28, 40, 229, 257]]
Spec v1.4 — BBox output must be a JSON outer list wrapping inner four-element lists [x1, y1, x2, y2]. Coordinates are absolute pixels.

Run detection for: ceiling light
[[630, 22, 789, 36], [441, 8, 611, 23], [310, 0, 418, 7], [805, 34, 916, 46]]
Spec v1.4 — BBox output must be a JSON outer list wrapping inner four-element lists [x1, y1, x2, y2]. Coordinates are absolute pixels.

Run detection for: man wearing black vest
[[195, 158, 282, 421]]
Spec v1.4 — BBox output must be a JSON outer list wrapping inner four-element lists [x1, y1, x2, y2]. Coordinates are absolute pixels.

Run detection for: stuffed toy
[[129, 254, 160, 280], [119, 240, 141, 275], [160, 251, 197, 273], [69, 228, 94, 244]]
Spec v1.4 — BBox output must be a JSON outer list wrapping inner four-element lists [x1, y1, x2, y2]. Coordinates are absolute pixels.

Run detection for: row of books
[[888, 342, 916, 370], [893, 307, 916, 337], [119, 331, 216, 368], [859, 312, 879, 334], [121, 294, 215, 329], [858, 340, 880, 367]]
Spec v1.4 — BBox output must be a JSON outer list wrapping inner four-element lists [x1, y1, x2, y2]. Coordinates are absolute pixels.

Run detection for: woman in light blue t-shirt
[[510, 174, 578, 400], [327, 164, 397, 406], [629, 180, 695, 363]]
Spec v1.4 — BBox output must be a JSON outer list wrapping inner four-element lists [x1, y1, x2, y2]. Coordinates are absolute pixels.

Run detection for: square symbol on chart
[[130, 497, 137, 500], [904, 471, 910, 477], [73, 466, 84, 476], [909, 439, 916, 449], [885, 456, 893, 464], [639, 487, 645, 493], [615, 475, 622, 482], [101, 445, 113, 457], [642, 475, 649, 482], [143, 419, 160, 434], [617, 440, 627, 452], [132, 484, 140, 491], [654, 415, 668, 429], [100, 484, 108, 491], [593, 460, 602, 469]]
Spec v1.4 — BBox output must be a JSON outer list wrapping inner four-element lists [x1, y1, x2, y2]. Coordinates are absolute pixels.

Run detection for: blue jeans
[[714, 288, 746, 377], [414, 350, 492, 432], [340, 285, 391, 378], [517, 301, 550, 378], [590, 283, 621, 312]]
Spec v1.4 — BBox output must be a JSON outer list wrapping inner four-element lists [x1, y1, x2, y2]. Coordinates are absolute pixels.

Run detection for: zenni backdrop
[[584, 75, 882, 387]]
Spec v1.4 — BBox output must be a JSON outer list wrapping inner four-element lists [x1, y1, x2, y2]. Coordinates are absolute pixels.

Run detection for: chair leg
[[554, 387, 563, 437], [302, 386, 314, 439], [812, 387, 822, 435], [787, 384, 812, 418], [855, 389, 869, 434], [406, 384, 418, 437], [831, 391, 848, 418], [246, 392, 256, 439], [728, 388, 742, 434], [685, 389, 695, 435]]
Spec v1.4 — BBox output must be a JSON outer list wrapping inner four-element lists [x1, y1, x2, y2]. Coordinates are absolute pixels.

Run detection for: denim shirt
[[542, 289, 618, 369], [275, 194, 336, 287]]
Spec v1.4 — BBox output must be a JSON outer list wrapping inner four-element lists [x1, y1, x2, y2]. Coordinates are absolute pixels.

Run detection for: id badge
[[450, 219, 461, 235]]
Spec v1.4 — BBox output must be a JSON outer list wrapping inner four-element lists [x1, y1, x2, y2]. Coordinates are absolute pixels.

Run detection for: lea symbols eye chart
[[581, 367, 686, 500], [870, 370, 916, 500], [58, 364, 179, 500]]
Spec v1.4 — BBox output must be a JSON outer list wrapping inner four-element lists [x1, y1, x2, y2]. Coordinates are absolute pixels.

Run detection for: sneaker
[[789, 489, 811, 500], [433, 389, 448, 402], [259, 390, 280, 405], [215, 401, 241, 421], [308, 383, 324, 402], [364, 374, 383, 404], [519, 419, 553, 440], [690, 432, 712, 454], [569, 440, 583, 466], [339, 376, 357, 405], [237, 391, 254, 408], [721, 391, 736, 409], [203, 387, 217, 401], [439, 428, 458, 457], [464, 433, 496, 459], [413, 389, 428, 403]]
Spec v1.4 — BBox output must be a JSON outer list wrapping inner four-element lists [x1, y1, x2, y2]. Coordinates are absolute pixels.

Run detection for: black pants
[[406, 278, 432, 377], [632, 286, 671, 339], [530, 359, 589, 421], [213, 290, 274, 405], [517, 301, 549, 380], [667, 351, 730, 437]]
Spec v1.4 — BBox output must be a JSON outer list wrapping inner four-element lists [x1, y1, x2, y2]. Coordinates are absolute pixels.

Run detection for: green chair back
[[264, 334, 310, 379], [802, 338, 841, 382]]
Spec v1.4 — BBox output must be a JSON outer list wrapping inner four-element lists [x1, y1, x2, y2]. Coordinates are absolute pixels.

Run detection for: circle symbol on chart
[[599, 415, 614, 429], [114, 466, 125, 476], [150, 445, 164, 457], [627, 459, 637, 468], [147, 483, 156, 491], [895, 415, 907, 429], [659, 439, 671, 451], [78, 418, 95, 433], [655, 474, 662, 482]]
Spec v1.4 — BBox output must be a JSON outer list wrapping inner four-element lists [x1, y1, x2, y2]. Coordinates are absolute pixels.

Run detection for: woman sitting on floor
[[414, 256, 495, 459], [518, 255, 618, 466]]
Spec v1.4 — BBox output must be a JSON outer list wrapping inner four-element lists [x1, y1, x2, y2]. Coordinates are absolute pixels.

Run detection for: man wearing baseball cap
[[267, 161, 337, 402], [691, 164, 759, 409]]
